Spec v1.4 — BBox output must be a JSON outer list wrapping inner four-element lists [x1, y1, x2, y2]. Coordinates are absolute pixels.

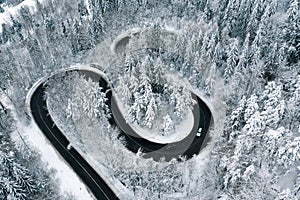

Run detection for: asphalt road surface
[[30, 69, 212, 199]]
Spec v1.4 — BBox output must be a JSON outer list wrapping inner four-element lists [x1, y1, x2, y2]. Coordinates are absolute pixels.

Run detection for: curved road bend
[[30, 84, 118, 200], [78, 70, 213, 161], [111, 93, 212, 161], [112, 36, 213, 160]]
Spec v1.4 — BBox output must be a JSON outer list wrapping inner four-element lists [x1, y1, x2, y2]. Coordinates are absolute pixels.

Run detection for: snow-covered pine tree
[[145, 96, 156, 128], [260, 81, 285, 129], [222, 0, 240, 36], [174, 34, 186, 58], [0, 155, 37, 200], [117, 74, 132, 103], [206, 32, 218, 60], [139, 59, 152, 104], [246, 2, 259, 41], [236, 33, 250, 71], [129, 91, 144, 124], [224, 38, 239, 81], [204, 62, 216, 96], [212, 41, 223, 65], [226, 96, 247, 135], [237, 0, 252, 38], [162, 114, 173, 133], [152, 57, 165, 85], [286, 75, 300, 131], [284, 0, 300, 64]]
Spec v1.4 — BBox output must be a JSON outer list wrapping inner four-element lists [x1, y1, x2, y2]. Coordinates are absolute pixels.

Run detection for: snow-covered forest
[[0, 0, 299, 199], [116, 46, 195, 135]]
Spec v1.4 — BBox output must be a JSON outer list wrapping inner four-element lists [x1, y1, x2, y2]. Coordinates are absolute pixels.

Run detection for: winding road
[[29, 68, 212, 199], [30, 82, 118, 200]]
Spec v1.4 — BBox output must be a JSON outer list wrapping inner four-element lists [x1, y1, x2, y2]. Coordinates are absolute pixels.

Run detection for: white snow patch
[[84, 0, 92, 20], [0, 89, 15, 114], [19, 122, 95, 200], [0, 14, 11, 32], [0, 0, 44, 32], [267, 129, 282, 139]]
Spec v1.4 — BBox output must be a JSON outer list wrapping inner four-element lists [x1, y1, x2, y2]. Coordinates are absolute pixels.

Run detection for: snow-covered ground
[[17, 123, 95, 200], [1, 3, 94, 196], [0, 88, 94, 200], [0, 0, 42, 32], [113, 93, 195, 144], [110, 27, 179, 56], [22, 63, 224, 200], [0, 1, 111, 196]]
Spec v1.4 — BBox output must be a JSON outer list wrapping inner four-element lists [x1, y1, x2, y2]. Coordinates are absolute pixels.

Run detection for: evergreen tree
[[286, 75, 300, 131], [145, 97, 156, 128], [204, 62, 216, 96], [224, 39, 239, 81], [284, 0, 300, 64], [162, 114, 173, 133], [227, 96, 246, 134], [246, 2, 259, 41], [0, 155, 37, 200], [222, 0, 240, 36], [236, 33, 250, 71], [260, 81, 285, 129], [152, 57, 165, 85], [117, 74, 132, 103]]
